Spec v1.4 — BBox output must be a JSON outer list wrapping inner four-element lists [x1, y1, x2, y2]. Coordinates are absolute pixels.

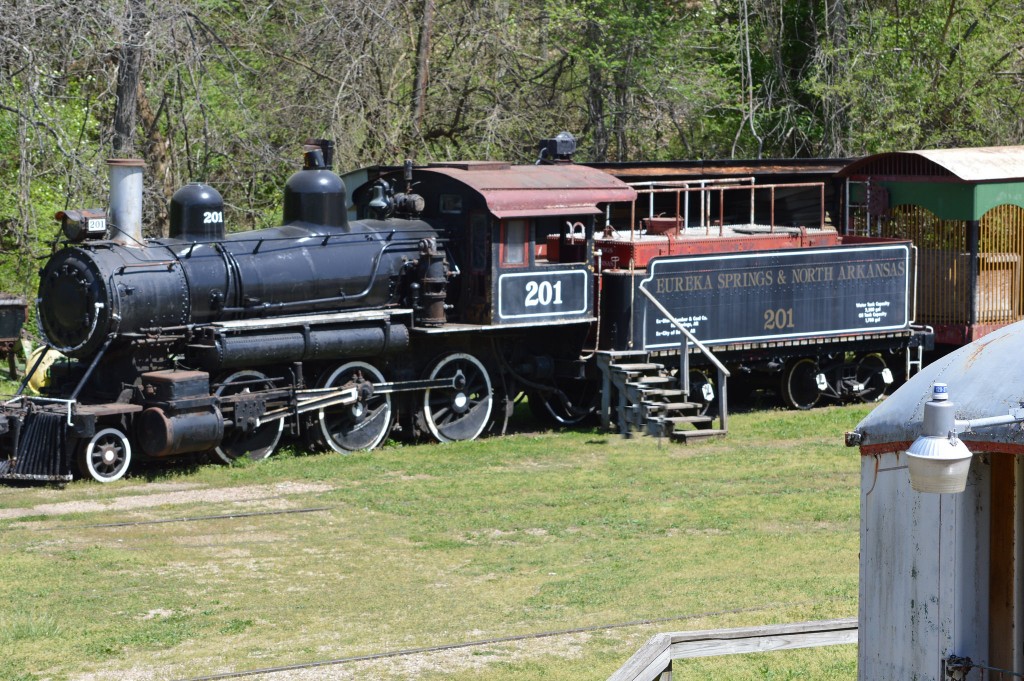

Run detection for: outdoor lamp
[[906, 383, 1024, 494]]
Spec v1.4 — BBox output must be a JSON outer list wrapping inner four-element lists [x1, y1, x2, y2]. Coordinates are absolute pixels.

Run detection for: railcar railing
[[626, 179, 827, 237]]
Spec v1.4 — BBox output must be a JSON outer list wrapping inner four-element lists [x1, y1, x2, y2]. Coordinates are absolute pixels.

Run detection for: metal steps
[[597, 351, 728, 443]]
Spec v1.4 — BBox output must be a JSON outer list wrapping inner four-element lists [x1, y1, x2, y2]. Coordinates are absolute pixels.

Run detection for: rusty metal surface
[[589, 158, 852, 180], [852, 318, 1024, 454], [420, 163, 637, 218], [839, 146, 1024, 182], [583, 228, 840, 268]]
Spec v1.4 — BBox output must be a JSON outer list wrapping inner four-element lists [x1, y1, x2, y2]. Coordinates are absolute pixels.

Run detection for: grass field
[[0, 401, 872, 681]]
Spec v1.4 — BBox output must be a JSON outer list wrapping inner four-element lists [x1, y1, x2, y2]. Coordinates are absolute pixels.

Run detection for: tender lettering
[[788, 266, 834, 283], [837, 260, 906, 281], [655, 275, 713, 294], [716, 270, 773, 289]]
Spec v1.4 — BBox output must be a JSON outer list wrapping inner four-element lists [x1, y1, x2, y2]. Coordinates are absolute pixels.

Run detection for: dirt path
[[0, 481, 334, 520]]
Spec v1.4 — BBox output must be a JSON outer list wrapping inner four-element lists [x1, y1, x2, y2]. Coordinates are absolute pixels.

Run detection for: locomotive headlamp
[[537, 131, 577, 162], [906, 383, 1024, 493], [55, 209, 107, 242]]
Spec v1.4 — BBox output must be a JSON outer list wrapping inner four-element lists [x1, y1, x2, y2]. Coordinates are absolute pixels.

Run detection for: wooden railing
[[608, 618, 858, 681]]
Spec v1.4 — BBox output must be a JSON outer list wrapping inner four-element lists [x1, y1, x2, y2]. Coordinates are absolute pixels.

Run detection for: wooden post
[[989, 454, 1020, 681]]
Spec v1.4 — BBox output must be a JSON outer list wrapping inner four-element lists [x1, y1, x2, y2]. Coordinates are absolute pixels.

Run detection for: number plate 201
[[497, 270, 589, 320]]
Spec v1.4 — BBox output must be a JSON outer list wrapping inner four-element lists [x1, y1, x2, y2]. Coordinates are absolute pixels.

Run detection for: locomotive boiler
[[40, 147, 443, 363]]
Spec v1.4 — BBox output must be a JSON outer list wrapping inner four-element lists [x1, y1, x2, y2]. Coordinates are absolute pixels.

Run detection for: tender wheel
[[315, 361, 392, 453], [78, 427, 132, 483], [781, 358, 822, 410], [212, 370, 283, 463], [422, 353, 493, 443], [856, 354, 892, 403], [687, 369, 717, 416]]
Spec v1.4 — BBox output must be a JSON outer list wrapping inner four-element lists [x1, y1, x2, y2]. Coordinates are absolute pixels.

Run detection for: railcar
[[0, 135, 929, 482], [588, 179, 930, 415]]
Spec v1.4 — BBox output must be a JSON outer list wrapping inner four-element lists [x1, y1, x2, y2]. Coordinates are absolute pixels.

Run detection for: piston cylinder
[[138, 406, 224, 458]]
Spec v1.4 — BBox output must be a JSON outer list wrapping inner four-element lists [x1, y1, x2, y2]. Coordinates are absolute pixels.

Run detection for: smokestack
[[107, 158, 145, 246]]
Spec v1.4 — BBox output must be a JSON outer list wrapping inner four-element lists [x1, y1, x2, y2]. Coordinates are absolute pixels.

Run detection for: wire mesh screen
[[978, 204, 1024, 324], [884, 205, 968, 325]]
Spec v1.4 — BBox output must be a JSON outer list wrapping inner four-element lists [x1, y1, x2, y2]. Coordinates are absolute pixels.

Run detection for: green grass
[[0, 402, 873, 680]]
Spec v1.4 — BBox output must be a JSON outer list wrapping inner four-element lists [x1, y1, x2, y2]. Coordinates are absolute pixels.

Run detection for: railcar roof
[[415, 162, 637, 218], [839, 146, 1024, 182], [851, 319, 1024, 455]]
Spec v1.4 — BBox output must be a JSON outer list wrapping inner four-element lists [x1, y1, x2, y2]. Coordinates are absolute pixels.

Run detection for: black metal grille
[[0, 410, 72, 482]]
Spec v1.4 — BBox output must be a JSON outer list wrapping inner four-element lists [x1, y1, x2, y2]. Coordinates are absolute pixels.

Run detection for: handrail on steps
[[636, 284, 730, 432], [636, 285, 730, 379]]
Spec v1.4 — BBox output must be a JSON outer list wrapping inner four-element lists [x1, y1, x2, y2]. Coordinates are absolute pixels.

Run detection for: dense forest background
[[2, 0, 1024, 297]]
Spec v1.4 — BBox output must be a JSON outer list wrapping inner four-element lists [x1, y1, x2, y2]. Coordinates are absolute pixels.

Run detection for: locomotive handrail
[[218, 238, 413, 316], [636, 284, 730, 378], [3, 396, 76, 427], [116, 260, 179, 271], [637, 285, 730, 431]]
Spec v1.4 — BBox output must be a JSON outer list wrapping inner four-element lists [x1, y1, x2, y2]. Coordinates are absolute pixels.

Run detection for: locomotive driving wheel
[[78, 427, 132, 483], [212, 370, 283, 463], [313, 361, 392, 453], [421, 352, 494, 443]]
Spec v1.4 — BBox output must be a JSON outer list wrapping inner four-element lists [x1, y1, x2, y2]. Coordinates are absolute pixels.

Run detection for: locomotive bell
[[169, 182, 225, 242]]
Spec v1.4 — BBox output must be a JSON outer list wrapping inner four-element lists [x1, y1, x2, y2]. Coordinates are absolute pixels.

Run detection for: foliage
[[2, 0, 1024, 300]]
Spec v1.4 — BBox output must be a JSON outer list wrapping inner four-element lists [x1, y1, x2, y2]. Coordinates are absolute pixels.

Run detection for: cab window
[[501, 219, 528, 266]]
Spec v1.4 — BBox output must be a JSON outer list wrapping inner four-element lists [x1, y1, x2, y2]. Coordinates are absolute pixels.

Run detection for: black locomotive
[[0, 136, 924, 483]]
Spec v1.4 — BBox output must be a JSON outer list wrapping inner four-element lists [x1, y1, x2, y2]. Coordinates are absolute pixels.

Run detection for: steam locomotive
[[0, 136, 925, 482]]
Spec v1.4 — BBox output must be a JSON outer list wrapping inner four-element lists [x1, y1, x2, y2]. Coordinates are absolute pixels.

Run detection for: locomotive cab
[[353, 161, 635, 327]]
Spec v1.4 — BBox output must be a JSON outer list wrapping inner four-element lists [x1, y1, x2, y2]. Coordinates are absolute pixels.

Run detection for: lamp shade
[[906, 435, 973, 493]]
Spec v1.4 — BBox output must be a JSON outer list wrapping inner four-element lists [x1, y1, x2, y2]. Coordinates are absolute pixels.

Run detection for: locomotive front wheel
[[315, 361, 392, 453], [422, 352, 494, 443], [78, 427, 132, 483], [781, 358, 822, 410], [856, 354, 891, 403], [212, 370, 283, 463]]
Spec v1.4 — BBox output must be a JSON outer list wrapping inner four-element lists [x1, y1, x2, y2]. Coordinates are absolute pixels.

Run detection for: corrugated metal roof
[[839, 146, 1024, 182], [851, 319, 1024, 455], [420, 163, 637, 218]]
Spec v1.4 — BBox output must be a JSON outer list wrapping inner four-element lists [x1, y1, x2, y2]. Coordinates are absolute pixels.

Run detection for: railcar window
[[502, 219, 528, 266], [439, 194, 463, 214]]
